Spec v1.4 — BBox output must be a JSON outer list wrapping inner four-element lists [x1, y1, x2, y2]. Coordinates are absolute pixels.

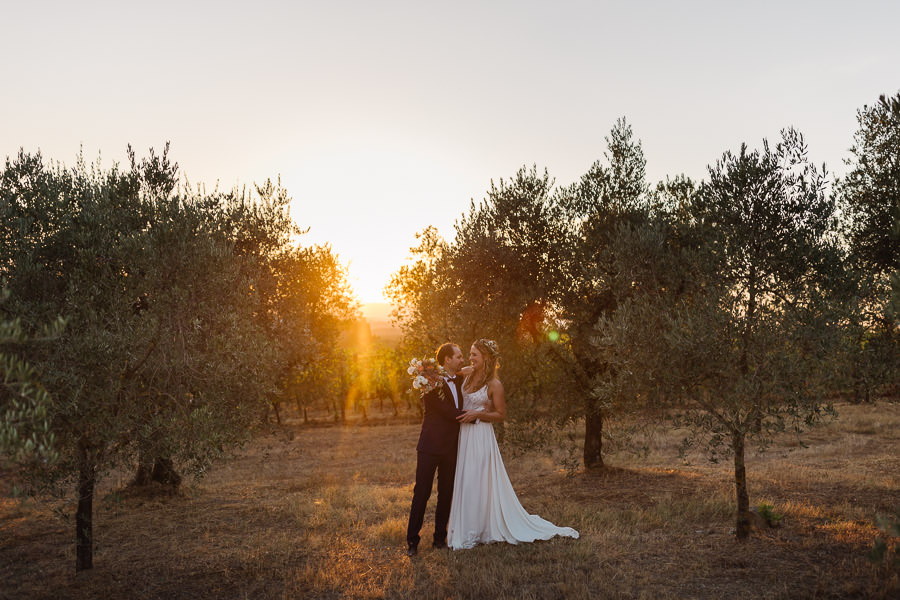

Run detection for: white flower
[[409, 358, 418, 366], [415, 375, 428, 387], [407, 366, 416, 375]]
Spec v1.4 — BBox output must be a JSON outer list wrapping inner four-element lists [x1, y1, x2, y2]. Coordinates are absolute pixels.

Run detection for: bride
[[447, 339, 579, 550]]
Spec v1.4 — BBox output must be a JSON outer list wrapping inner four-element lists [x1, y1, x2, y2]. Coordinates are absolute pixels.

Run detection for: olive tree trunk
[[584, 408, 604, 469], [732, 429, 751, 540], [76, 439, 96, 572]]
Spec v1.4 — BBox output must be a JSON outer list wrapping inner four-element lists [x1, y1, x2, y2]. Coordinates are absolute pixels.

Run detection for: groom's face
[[444, 346, 464, 374]]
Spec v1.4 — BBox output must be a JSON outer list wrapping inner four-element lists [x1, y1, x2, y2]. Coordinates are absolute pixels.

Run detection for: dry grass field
[[2, 401, 899, 599]]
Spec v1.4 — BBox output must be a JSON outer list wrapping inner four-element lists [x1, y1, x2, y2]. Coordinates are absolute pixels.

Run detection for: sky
[[3, 1, 898, 303]]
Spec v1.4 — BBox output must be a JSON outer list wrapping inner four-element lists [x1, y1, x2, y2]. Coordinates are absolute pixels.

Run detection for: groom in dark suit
[[406, 342, 465, 556]]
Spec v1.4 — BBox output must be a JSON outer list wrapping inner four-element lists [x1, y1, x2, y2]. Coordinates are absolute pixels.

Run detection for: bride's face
[[469, 345, 484, 371]]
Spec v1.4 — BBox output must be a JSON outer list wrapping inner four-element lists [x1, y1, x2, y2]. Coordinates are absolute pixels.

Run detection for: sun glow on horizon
[[283, 137, 478, 305]]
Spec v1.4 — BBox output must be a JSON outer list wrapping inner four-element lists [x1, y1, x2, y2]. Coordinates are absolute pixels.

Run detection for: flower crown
[[477, 338, 500, 358]]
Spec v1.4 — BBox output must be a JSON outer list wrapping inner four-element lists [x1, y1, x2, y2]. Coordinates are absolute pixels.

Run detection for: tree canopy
[[0, 145, 356, 570]]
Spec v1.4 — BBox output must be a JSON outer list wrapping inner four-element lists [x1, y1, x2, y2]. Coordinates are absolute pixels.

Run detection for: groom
[[406, 342, 465, 556]]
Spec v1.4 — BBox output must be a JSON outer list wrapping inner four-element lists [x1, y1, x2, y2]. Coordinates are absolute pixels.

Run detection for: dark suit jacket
[[416, 377, 465, 455]]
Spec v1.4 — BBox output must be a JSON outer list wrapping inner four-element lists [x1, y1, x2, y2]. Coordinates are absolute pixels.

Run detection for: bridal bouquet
[[407, 357, 447, 396]]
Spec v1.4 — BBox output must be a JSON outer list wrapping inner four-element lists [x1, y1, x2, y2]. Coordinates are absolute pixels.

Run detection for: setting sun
[[285, 136, 475, 303]]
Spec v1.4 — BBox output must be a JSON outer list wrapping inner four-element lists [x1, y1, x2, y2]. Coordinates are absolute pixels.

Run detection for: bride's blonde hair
[[468, 338, 500, 391]]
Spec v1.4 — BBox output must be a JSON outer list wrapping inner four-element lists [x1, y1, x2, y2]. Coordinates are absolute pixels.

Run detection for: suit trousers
[[406, 449, 458, 546]]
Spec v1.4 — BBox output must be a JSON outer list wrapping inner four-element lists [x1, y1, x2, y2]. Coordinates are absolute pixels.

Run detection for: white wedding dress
[[447, 381, 579, 550]]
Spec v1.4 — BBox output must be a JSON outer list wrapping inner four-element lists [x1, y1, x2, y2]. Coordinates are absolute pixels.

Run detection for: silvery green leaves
[[0, 286, 63, 467]]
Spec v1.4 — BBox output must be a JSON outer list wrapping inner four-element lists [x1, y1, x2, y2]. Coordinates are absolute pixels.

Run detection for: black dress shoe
[[432, 540, 448, 549], [406, 543, 418, 557]]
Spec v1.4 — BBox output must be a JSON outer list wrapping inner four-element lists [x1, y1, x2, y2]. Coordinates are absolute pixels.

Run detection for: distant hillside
[[361, 303, 402, 346], [360, 303, 394, 322]]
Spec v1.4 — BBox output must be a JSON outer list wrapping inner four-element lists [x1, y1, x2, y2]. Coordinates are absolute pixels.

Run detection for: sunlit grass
[[1, 402, 898, 598]]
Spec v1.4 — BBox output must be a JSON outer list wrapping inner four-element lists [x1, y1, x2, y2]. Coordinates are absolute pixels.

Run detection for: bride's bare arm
[[459, 379, 506, 423]]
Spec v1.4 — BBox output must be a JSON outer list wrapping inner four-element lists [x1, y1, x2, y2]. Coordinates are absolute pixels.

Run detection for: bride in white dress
[[447, 339, 579, 550]]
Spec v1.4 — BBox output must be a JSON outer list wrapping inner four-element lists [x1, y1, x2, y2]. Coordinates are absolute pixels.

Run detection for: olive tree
[[595, 129, 841, 539], [0, 145, 353, 571], [388, 119, 679, 466], [387, 166, 569, 443], [836, 91, 900, 400]]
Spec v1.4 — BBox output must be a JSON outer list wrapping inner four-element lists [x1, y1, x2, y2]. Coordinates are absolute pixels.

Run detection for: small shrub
[[756, 502, 783, 527], [868, 509, 900, 571]]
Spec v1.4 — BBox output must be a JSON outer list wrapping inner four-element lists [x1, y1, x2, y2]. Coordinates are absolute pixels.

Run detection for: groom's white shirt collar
[[444, 374, 461, 409]]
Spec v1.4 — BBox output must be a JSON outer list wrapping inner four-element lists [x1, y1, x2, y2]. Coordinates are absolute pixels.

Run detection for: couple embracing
[[406, 339, 579, 556]]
